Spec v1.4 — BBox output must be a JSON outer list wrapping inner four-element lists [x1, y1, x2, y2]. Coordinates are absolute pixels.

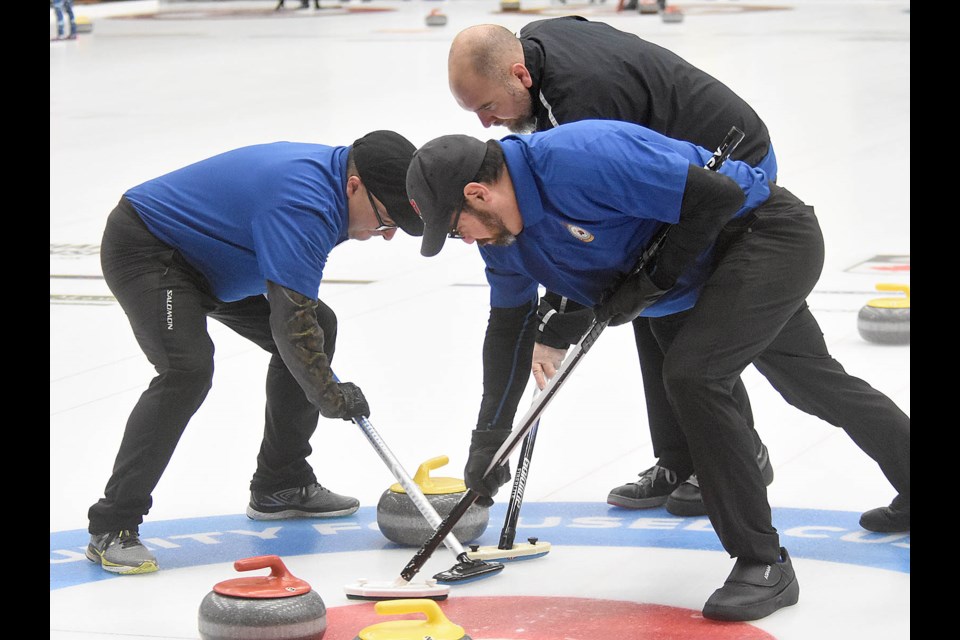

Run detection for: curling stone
[[661, 6, 684, 22], [500, 1, 521, 11], [857, 283, 910, 345], [75, 16, 93, 33], [199, 555, 326, 640], [425, 9, 447, 26], [638, 0, 660, 15], [355, 599, 471, 640], [377, 455, 489, 547]]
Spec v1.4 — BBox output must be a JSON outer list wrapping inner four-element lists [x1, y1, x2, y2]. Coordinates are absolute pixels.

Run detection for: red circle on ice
[[324, 595, 776, 639]]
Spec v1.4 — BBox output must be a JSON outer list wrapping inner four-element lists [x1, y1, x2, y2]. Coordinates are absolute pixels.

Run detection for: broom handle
[[334, 372, 465, 558], [401, 318, 607, 581], [498, 386, 541, 550], [352, 414, 466, 557]]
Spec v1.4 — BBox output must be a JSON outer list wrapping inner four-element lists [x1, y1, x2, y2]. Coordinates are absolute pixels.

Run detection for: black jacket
[[521, 16, 771, 166]]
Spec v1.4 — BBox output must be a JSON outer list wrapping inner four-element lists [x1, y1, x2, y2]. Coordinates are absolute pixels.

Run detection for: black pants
[[649, 185, 910, 562], [88, 198, 336, 534], [631, 146, 779, 479], [632, 316, 760, 479]]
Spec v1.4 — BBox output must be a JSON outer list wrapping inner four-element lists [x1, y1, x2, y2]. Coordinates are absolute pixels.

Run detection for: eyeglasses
[[447, 196, 466, 239], [366, 187, 397, 232]]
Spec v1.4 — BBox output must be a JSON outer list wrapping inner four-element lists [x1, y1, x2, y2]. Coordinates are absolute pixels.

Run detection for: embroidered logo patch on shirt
[[566, 224, 595, 242]]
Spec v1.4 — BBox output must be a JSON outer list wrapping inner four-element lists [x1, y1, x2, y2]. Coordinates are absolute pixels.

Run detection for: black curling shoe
[[702, 547, 799, 621], [860, 494, 909, 533]]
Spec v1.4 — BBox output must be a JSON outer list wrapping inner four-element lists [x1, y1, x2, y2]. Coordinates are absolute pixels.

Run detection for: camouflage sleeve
[[266, 280, 346, 418]]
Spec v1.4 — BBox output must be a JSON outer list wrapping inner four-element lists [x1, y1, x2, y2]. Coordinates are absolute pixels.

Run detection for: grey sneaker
[[85, 530, 159, 575], [666, 444, 775, 517], [607, 465, 680, 508], [247, 482, 360, 520]]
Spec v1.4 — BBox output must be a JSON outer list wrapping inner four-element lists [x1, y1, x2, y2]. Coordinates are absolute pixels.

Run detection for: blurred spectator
[[51, 0, 77, 41]]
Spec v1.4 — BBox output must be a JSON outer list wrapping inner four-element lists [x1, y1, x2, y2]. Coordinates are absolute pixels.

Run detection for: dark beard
[[480, 232, 517, 248], [467, 205, 517, 247]]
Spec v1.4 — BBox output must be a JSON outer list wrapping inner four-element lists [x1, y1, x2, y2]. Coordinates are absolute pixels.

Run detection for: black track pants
[[649, 184, 909, 562], [87, 198, 335, 534], [632, 316, 761, 479]]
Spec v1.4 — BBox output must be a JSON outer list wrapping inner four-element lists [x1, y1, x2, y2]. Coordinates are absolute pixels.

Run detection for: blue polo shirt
[[480, 120, 771, 316], [124, 142, 350, 302]]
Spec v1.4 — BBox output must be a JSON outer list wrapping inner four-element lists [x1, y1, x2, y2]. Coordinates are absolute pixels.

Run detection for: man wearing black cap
[[406, 120, 910, 621], [85, 131, 422, 576]]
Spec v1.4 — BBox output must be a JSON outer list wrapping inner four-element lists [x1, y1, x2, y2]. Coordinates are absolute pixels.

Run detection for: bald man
[[444, 19, 908, 536], [447, 16, 782, 521]]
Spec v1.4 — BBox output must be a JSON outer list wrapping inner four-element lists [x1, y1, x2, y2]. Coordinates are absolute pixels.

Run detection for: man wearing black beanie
[[85, 131, 421, 575]]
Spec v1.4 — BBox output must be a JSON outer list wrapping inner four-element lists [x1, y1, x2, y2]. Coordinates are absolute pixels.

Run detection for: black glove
[[319, 381, 370, 421], [464, 429, 512, 507], [536, 299, 596, 348], [595, 268, 668, 327]]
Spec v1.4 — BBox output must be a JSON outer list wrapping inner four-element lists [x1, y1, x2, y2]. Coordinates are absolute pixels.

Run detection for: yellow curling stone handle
[[866, 283, 910, 309], [357, 598, 466, 640], [389, 455, 467, 495]]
